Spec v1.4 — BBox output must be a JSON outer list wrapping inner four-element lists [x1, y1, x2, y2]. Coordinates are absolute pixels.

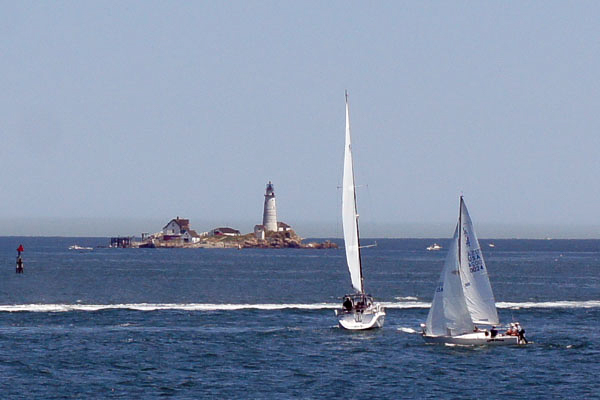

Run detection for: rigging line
[[359, 242, 377, 249], [336, 185, 342, 240], [458, 195, 463, 267], [365, 182, 376, 241]]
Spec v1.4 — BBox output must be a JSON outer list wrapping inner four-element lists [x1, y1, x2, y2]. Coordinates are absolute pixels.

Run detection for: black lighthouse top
[[265, 181, 275, 196]]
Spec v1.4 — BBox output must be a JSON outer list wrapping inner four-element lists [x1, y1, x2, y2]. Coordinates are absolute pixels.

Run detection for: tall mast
[[458, 195, 463, 267], [346, 91, 364, 294]]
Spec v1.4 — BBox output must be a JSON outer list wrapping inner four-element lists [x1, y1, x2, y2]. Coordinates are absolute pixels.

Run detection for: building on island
[[162, 217, 202, 243], [110, 237, 132, 248], [277, 222, 291, 232], [163, 217, 190, 235], [256, 181, 293, 239], [209, 227, 241, 237], [254, 225, 266, 240], [254, 221, 291, 240], [262, 181, 278, 232]]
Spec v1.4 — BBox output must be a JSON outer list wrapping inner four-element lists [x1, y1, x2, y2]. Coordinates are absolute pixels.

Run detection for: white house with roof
[[163, 217, 190, 235], [209, 227, 241, 237], [254, 224, 266, 240], [277, 222, 291, 232], [162, 217, 202, 243]]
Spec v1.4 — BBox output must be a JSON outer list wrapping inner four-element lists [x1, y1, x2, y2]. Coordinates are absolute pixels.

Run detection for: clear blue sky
[[2, 2, 600, 238]]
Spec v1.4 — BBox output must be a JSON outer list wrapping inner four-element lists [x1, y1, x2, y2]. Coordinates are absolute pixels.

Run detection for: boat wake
[[497, 300, 600, 309], [0, 303, 334, 313], [394, 296, 419, 301], [0, 300, 597, 313]]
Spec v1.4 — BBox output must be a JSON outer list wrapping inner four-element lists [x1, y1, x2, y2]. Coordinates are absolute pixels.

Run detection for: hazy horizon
[[1, 216, 599, 240]]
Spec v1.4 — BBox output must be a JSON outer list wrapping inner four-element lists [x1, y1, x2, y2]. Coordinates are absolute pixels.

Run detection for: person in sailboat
[[355, 299, 364, 311], [517, 324, 528, 344], [506, 323, 518, 336], [490, 326, 498, 338], [343, 297, 353, 312]]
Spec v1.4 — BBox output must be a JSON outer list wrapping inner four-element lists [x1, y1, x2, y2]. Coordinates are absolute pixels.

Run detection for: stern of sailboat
[[335, 293, 385, 330]]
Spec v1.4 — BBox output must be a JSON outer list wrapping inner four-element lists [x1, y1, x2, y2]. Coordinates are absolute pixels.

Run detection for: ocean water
[[0, 237, 598, 399]]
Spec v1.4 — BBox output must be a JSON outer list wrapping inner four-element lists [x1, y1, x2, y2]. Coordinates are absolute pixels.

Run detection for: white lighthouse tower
[[262, 181, 278, 232]]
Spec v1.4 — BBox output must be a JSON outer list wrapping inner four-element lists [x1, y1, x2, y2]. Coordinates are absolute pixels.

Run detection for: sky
[[1, 1, 600, 238]]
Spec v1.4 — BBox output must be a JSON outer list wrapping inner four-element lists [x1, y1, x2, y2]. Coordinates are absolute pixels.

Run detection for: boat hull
[[335, 306, 385, 330], [422, 332, 523, 346]]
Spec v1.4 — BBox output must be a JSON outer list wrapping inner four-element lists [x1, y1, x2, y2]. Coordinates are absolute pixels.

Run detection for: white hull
[[422, 331, 523, 346], [69, 245, 93, 251], [335, 305, 385, 330], [426, 243, 442, 251]]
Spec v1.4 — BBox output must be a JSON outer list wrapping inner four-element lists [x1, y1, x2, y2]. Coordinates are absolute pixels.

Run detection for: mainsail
[[342, 92, 363, 293], [458, 198, 500, 325], [425, 225, 474, 336]]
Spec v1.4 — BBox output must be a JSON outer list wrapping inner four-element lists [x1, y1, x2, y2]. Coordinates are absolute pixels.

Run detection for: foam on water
[[0, 303, 335, 313], [0, 300, 598, 313], [497, 300, 600, 309], [397, 327, 418, 334]]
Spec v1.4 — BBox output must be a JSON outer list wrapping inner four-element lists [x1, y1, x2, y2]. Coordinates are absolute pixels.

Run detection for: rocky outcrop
[[132, 229, 338, 249], [132, 229, 337, 250], [239, 230, 336, 249]]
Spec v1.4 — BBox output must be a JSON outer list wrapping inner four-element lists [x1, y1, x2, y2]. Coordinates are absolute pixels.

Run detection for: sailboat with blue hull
[[334, 92, 385, 330]]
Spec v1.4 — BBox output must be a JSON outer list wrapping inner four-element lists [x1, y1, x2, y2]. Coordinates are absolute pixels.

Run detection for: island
[[131, 229, 337, 249], [112, 182, 338, 250]]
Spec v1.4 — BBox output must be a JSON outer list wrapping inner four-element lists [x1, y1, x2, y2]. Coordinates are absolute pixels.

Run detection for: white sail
[[425, 225, 474, 336], [458, 198, 500, 325], [342, 93, 363, 293]]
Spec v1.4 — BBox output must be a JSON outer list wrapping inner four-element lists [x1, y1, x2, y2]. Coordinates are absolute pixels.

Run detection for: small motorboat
[[69, 245, 93, 251], [426, 243, 442, 251]]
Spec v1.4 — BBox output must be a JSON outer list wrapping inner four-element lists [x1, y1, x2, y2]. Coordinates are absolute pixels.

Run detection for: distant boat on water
[[421, 196, 527, 346], [426, 243, 442, 251], [69, 245, 93, 251]]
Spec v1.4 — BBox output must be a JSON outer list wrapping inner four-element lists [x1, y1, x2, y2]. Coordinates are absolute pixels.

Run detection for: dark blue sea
[[0, 237, 598, 399]]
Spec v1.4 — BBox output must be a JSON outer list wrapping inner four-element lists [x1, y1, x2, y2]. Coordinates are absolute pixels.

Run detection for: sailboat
[[334, 92, 385, 330], [421, 196, 527, 345]]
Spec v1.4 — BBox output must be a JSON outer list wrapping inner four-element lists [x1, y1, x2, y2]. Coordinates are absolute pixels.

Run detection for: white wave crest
[[497, 300, 600, 309], [0, 303, 337, 313], [397, 327, 418, 334], [0, 300, 597, 313], [381, 301, 430, 309], [394, 296, 419, 301]]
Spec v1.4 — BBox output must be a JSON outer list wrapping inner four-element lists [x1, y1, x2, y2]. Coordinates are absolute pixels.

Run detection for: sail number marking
[[468, 249, 484, 273]]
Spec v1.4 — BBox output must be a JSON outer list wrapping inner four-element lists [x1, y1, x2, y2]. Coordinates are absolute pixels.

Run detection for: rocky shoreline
[[131, 230, 338, 250]]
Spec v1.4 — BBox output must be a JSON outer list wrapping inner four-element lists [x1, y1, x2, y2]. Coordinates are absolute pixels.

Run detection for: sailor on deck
[[517, 324, 528, 344], [343, 297, 353, 311]]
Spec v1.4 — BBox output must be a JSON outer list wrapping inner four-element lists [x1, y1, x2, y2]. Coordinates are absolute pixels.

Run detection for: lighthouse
[[262, 181, 278, 232]]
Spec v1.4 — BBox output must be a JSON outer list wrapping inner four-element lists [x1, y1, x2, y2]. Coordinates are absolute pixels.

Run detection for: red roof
[[163, 218, 190, 231]]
